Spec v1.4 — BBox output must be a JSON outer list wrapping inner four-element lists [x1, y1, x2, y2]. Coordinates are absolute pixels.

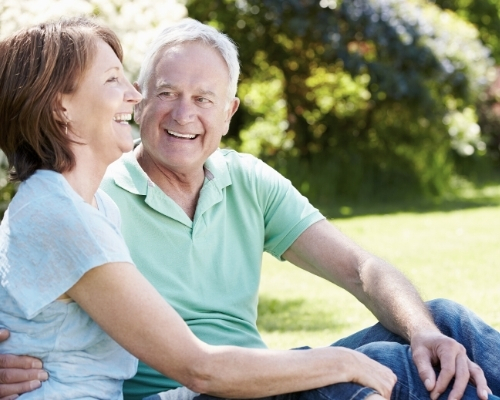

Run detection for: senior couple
[[0, 17, 499, 400]]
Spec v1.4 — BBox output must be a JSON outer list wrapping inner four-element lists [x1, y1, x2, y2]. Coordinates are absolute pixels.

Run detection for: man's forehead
[[149, 43, 230, 94], [155, 41, 213, 64], [153, 78, 217, 97]]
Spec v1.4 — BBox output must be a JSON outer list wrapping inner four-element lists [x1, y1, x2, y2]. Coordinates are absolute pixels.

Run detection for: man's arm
[[0, 330, 47, 400], [282, 219, 490, 400]]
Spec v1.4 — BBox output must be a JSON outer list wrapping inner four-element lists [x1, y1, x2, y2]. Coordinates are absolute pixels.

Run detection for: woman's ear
[[53, 93, 70, 123]]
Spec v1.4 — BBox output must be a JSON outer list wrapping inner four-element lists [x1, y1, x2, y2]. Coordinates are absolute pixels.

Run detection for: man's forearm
[[282, 220, 439, 342], [354, 256, 439, 341]]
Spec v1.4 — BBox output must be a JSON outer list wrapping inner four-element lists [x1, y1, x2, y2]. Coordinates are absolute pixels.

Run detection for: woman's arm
[[67, 262, 396, 399]]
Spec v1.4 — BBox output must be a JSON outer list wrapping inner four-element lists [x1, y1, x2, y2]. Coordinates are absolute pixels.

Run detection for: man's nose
[[172, 98, 195, 125]]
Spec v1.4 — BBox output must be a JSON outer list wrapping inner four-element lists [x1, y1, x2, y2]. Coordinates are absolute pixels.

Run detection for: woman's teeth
[[113, 113, 132, 124]]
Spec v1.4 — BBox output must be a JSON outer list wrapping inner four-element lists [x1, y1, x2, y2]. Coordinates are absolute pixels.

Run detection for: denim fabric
[[143, 385, 376, 400], [145, 299, 500, 400], [331, 299, 500, 399]]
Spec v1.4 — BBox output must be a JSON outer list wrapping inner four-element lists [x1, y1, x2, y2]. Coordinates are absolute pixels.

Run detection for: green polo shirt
[[101, 149, 324, 400]]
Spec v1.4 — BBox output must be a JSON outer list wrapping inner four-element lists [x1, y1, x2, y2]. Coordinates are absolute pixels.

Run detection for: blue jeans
[[145, 299, 500, 400], [330, 298, 500, 399]]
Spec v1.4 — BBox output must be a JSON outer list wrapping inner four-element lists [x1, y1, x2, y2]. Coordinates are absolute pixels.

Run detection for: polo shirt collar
[[111, 149, 233, 227], [203, 148, 232, 189], [111, 151, 150, 196]]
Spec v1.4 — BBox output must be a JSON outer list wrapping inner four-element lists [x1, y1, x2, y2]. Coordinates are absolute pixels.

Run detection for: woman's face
[[61, 39, 142, 165]]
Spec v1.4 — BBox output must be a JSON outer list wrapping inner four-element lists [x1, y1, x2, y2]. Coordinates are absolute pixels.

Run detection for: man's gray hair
[[137, 18, 240, 99]]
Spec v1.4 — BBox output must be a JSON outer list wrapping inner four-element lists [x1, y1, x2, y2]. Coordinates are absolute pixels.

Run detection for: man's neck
[[135, 146, 205, 220]]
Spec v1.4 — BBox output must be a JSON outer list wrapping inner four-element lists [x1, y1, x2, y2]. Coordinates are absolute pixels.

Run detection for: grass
[[257, 188, 500, 350]]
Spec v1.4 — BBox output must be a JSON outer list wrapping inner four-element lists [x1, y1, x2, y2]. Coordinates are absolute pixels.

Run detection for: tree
[[431, 0, 500, 62], [187, 0, 494, 205], [431, 0, 500, 167], [0, 0, 187, 80]]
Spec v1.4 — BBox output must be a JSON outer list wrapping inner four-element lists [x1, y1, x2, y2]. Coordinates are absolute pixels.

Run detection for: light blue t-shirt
[[0, 170, 138, 399]]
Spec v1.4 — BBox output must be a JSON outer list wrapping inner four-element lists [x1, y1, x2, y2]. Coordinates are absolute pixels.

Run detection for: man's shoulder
[[213, 148, 266, 175], [217, 148, 258, 163], [101, 152, 147, 197], [217, 148, 285, 181]]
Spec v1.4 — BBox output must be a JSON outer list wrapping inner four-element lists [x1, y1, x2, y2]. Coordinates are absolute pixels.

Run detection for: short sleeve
[[0, 187, 133, 319], [253, 159, 325, 259]]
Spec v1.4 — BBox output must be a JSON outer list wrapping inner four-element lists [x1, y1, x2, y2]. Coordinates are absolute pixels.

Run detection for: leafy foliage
[[0, 0, 187, 80], [187, 0, 495, 204], [431, 0, 500, 63], [430, 0, 500, 167]]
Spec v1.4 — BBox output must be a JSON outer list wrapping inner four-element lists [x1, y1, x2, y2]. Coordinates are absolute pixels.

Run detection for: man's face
[[134, 41, 239, 175]]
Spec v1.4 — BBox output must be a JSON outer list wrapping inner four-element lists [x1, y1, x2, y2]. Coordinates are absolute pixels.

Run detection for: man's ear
[[222, 97, 240, 137], [133, 82, 143, 125], [225, 97, 240, 122]]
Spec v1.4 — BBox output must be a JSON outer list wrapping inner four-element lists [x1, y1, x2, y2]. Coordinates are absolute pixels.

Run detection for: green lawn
[[257, 203, 500, 350]]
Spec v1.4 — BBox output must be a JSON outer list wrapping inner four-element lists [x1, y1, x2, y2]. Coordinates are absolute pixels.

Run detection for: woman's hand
[[343, 347, 397, 399]]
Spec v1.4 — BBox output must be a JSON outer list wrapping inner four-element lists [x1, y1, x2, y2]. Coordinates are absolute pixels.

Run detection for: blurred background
[[1, 0, 500, 347], [1, 0, 500, 216]]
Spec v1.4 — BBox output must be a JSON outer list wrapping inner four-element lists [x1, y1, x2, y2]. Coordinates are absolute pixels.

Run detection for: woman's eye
[[107, 77, 119, 83]]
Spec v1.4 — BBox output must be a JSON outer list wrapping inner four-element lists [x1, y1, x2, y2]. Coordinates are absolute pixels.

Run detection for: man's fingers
[[467, 361, 491, 400], [0, 380, 43, 398], [0, 355, 42, 371], [0, 333, 46, 398], [429, 354, 458, 400], [442, 352, 469, 400], [0, 367, 47, 398], [0, 368, 47, 385], [412, 347, 436, 392], [0, 330, 10, 342], [0, 366, 47, 385]]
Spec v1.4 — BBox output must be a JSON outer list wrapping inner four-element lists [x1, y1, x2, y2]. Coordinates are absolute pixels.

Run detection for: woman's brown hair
[[0, 17, 123, 182]]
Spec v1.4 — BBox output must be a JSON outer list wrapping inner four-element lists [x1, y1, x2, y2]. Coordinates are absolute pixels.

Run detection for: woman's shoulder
[[94, 188, 122, 229]]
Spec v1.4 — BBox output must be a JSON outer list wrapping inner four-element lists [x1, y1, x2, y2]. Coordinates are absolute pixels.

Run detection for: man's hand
[[411, 330, 491, 400], [0, 329, 47, 400]]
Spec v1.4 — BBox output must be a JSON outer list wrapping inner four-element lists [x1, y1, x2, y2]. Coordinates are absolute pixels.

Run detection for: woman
[[0, 16, 399, 400]]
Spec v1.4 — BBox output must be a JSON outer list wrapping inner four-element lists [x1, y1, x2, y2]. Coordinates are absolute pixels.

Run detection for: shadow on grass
[[257, 295, 349, 333], [318, 190, 500, 220]]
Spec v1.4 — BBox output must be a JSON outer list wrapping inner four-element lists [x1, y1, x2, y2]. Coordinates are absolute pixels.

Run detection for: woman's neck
[[62, 153, 108, 207]]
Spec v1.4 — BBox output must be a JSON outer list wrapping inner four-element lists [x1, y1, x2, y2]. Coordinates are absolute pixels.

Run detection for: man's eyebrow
[[155, 81, 176, 90], [154, 82, 217, 98], [198, 89, 217, 98]]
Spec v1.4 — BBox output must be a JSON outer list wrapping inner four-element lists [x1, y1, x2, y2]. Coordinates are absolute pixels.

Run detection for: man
[[1, 18, 499, 400]]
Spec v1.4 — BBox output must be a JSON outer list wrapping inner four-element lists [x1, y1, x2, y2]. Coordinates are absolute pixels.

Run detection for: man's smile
[[166, 129, 197, 139]]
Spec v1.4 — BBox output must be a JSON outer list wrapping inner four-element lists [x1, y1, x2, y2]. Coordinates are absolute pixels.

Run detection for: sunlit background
[[1, 0, 500, 347], [0, 0, 187, 80], [1, 0, 500, 213]]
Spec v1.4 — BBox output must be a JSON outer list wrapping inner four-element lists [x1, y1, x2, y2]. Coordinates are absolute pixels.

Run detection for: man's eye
[[197, 97, 210, 104], [159, 92, 173, 98]]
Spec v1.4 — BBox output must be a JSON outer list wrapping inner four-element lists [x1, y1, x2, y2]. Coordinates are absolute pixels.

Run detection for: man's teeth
[[113, 114, 132, 124], [168, 130, 196, 139]]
